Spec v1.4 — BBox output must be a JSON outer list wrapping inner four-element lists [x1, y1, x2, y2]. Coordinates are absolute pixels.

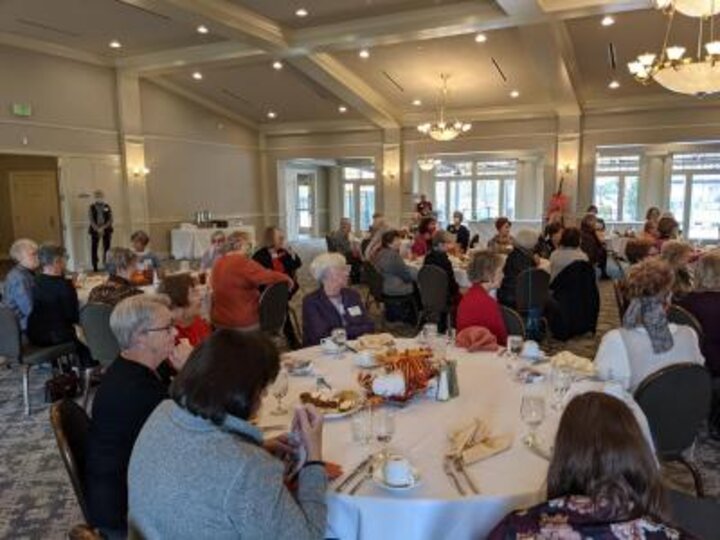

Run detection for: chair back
[[667, 489, 720, 540], [79, 303, 120, 367], [258, 282, 289, 335], [325, 234, 337, 253], [417, 265, 449, 320], [362, 262, 385, 304], [515, 268, 550, 313], [50, 399, 91, 524], [500, 305, 525, 338], [0, 304, 21, 359], [667, 304, 704, 339], [612, 279, 628, 321], [634, 363, 712, 458]]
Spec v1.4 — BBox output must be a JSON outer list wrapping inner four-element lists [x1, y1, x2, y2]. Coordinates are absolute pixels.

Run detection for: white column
[[556, 114, 581, 220]]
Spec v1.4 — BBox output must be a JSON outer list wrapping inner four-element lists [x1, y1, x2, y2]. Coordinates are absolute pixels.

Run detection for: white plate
[[286, 362, 314, 377], [372, 466, 421, 491], [323, 402, 363, 420]]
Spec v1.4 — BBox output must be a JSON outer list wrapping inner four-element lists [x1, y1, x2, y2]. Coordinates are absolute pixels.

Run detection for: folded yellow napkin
[[356, 333, 395, 350], [448, 419, 513, 465]]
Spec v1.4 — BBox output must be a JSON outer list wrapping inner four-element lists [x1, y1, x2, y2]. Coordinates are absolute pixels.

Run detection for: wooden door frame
[[8, 169, 63, 245]]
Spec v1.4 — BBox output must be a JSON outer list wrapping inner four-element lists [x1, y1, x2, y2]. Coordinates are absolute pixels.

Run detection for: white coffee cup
[[383, 456, 414, 487], [353, 351, 375, 368], [320, 337, 339, 353]]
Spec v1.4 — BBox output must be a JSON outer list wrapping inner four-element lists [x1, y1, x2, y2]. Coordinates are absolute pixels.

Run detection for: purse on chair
[[45, 372, 81, 403]]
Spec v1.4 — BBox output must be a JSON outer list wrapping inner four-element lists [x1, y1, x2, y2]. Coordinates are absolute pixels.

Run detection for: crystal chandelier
[[629, 1, 720, 96], [417, 74, 471, 141], [417, 157, 441, 171]]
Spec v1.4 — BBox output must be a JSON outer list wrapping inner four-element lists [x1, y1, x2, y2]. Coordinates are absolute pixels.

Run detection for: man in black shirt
[[84, 295, 191, 536], [88, 190, 113, 272]]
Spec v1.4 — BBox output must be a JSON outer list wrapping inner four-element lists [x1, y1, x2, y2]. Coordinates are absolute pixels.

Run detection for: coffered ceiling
[[4, 0, 720, 131]]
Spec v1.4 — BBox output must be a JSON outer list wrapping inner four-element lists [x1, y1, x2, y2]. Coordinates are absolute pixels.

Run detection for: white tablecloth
[[170, 226, 256, 260], [261, 340, 554, 540]]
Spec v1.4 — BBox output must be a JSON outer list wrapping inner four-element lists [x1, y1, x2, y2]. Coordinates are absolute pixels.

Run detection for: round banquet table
[[258, 339, 558, 540]]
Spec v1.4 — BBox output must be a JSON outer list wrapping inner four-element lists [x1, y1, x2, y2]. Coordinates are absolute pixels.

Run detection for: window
[[593, 154, 640, 221], [671, 153, 720, 240], [343, 165, 376, 232], [433, 158, 517, 223]]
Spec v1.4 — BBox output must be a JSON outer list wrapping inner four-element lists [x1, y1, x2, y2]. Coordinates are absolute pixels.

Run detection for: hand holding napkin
[[455, 327, 499, 352], [447, 418, 512, 465]]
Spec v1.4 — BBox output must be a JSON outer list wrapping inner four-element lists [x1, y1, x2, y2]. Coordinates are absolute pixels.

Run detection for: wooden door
[[9, 171, 62, 244]]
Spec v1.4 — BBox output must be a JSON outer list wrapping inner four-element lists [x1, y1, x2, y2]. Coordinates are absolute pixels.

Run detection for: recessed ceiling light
[[510, 90, 520, 98], [197, 25, 209, 34], [359, 48, 370, 59], [192, 71, 203, 80], [295, 7, 308, 17], [412, 99, 422, 106], [109, 40, 122, 49], [267, 111, 277, 119], [338, 105, 348, 113], [475, 33, 487, 43], [601, 16, 615, 26], [608, 80, 620, 89], [272, 60, 283, 70]]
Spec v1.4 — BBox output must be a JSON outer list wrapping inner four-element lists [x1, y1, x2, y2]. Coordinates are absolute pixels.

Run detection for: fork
[[443, 457, 466, 496], [348, 461, 374, 495], [453, 456, 479, 494]]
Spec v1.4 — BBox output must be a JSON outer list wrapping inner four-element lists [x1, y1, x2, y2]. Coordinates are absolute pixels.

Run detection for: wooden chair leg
[[676, 456, 705, 497], [23, 364, 31, 416]]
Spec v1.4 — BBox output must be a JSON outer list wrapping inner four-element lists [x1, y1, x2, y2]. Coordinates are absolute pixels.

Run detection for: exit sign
[[11, 103, 32, 117]]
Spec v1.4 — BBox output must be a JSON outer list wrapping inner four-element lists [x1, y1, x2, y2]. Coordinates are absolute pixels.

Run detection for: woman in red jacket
[[456, 250, 508, 345]]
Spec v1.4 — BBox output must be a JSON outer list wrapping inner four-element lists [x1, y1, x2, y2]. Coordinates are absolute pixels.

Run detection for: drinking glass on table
[[421, 323, 438, 344], [270, 369, 289, 416], [373, 409, 395, 459], [351, 407, 373, 447], [520, 394, 546, 444], [549, 365, 573, 411], [507, 335, 524, 358], [331, 328, 347, 355]]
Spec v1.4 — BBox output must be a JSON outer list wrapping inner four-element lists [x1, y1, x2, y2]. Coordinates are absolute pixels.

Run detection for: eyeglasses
[[145, 325, 173, 334]]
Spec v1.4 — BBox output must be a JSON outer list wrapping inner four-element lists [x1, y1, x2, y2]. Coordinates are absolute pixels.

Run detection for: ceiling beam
[[0, 31, 112, 67]]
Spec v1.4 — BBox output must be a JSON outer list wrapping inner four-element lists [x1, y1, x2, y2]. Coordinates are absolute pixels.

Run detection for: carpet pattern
[[0, 240, 717, 539]]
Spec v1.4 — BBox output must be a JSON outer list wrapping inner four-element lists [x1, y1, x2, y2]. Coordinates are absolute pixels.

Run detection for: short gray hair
[[310, 253, 347, 282], [515, 229, 539, 250], [105, 247, 137, 276], [467, 250, 503, 283], [9, 238, 37, 262], [110, 294, 171, 349], [38, 244, 66, 267]]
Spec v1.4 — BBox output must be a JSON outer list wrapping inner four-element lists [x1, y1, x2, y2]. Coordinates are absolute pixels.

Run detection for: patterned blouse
[[488, 496, 694, 539], [87, 275, 142, 306]]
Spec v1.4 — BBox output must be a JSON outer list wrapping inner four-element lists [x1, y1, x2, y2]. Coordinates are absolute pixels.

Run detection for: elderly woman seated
[[677, 250, 720, 377], [2, 238, 38, 332], [84, 294, 192, 536], [302, 253, 374, 346], [158, 273, 211, 347], [128, 331, 327, 539], [594, 258, 704, 391], [130, 230, 160, 270], [656, 215, 680, 249], [497, 228, 539, 309], [375, 230, 415, 297], [625, 238, 656, 264], [456, 250, 507, 345], [489, 392, 686, 538], [88, 247, 142, 306], [660, 240, 694, 297], [199, 230, 225, 270], [211, 231, 292, 332]]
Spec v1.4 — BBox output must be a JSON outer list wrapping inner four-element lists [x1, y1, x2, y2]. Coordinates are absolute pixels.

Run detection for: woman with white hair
[[302, 253, 374, 346], [2, 238, 38, 331], [200, 230, 226, 270], [84, 294, 192, 537], [497, 228, 541, 309]]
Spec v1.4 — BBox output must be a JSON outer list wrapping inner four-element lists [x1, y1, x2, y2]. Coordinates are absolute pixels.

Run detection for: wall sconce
[[131, 166, 150, 177], [559, 164, 573, 175]]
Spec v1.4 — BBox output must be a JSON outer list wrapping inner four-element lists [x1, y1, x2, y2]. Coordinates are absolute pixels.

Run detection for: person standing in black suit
[[89, 190, 113, 272]]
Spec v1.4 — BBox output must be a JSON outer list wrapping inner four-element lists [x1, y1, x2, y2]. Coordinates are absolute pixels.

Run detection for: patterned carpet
[[0, 240, 718, 539]]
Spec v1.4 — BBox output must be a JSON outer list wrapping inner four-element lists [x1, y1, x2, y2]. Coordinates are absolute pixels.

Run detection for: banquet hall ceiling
[[3, 0, 719, 129]]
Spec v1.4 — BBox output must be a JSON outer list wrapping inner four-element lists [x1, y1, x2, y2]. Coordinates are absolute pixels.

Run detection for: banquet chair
[[667, 304, 704, 339], [259, 282, 291, 347], [515, 269, 550, 340], [668, 489, 720, 540], [325, 234, 338, 253], [417, 265, 449, 330], [0, 305, 76, 415], [50, 399, 91, 525], [500, 305, 525, 338], [634, 363, 712, 497], [362, 261, 416, 329], [79, 303, 120, 409]]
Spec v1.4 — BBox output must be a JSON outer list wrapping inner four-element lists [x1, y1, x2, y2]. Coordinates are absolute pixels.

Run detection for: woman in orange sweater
[[211, 233, 292, 331]]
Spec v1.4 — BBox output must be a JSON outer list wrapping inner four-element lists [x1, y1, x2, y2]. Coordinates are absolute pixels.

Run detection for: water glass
[[351, 407, 373, 446], [421, 323, 438, 344], [431, 334, 447, 362], [373, 409, 395, 458], [270, 370, 289, 416], [331, 328, 347, 354], [520, 394, 546, 442], [507, 335, 524, 358], [549, 366, 573, 411]]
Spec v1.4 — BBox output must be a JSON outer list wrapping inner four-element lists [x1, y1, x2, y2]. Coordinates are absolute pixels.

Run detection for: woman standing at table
[[411, 216, 437, 257], [488, 392, 687, 538], [456, 250, 507, 345], [487, 217, 514, 253], [302, 253, 374, 346], [158, 273, 211, 347]]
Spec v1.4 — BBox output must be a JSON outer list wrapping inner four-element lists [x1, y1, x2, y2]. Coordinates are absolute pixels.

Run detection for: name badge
[[347, 306, 362, 317]]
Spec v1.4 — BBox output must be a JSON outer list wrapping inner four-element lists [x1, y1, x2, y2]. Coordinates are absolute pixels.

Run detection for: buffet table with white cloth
[[170, 225, 256, 260], [257, 338, 649, 540]]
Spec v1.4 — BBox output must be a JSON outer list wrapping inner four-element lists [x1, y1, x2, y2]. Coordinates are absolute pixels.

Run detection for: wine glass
[[421, 323, 438, 345], [270, 370, 289, 416], [373, 409, 395, 459], [549, 366, 573, 411], [520, 394, 545, 444]]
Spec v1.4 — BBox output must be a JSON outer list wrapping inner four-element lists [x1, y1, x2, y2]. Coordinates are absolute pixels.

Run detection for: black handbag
[[44, 372, 80, 403]]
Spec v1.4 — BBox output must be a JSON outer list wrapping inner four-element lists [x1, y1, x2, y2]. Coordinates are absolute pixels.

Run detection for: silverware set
[[334, 455, 374, 494], [443, 456, 479, 496]]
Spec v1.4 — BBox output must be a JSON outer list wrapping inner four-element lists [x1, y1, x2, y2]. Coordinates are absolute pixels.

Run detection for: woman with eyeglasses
[[84, 294, 193, 538], [200, 230, 226, 270]]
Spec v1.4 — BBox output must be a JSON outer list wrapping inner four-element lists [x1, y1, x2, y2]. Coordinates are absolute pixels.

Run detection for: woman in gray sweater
[[127, 331, 327, 540], [374, 229, 416, 296]]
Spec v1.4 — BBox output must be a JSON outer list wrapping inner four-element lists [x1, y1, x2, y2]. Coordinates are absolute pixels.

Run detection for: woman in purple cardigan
[[302, 253, 374, 347]]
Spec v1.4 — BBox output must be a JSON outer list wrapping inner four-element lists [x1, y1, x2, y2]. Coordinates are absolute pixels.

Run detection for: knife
[[453, 456, 479, 494], [335, 455, 373, 493], [443, 458, 466, 496]]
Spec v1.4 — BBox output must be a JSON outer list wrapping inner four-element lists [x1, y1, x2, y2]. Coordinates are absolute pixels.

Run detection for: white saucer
[[372, 466, 421, 491]]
